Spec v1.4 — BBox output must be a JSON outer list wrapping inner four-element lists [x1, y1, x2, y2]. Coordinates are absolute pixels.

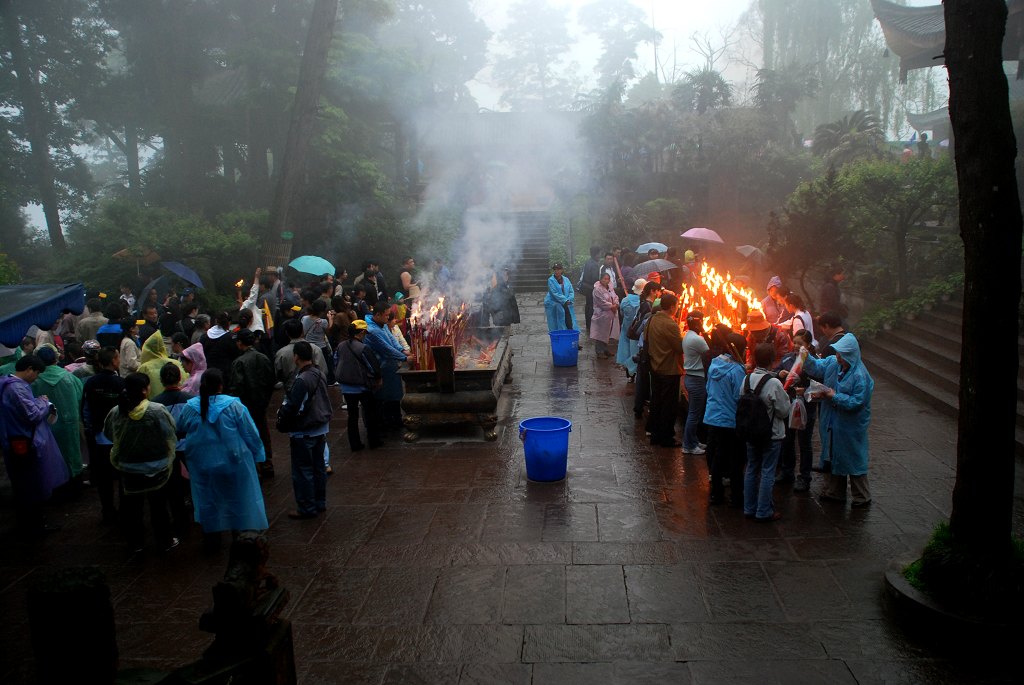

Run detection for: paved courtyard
[[1, 296, 1021, 683]]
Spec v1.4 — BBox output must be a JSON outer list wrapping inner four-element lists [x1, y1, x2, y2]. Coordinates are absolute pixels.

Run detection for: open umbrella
[[736, 245, 766, 262], [634, 258, 678, 274], [681, 227, 724, 244], [289, 255, 335, 276], [135, 276, 168, 315], [160, 261, 205, 289], [636, 242, 668, 254]]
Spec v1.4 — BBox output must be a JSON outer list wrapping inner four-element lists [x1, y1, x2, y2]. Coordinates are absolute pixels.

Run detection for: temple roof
[[872, 0, 1024, 80], [907, 107, 950, 131]]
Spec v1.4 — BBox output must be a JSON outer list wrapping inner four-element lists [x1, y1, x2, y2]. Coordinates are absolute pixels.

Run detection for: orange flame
[[234, 279, 245, 288]]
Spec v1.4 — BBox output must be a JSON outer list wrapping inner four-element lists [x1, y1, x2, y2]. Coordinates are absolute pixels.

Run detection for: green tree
[[752, 62, 819, 146], [674, 67, 732, 115], [839, 158, 956, 297], [811, 110, 885, 167], [493, 0, 577, 111], [578, 0, 660, 89], [0, 0, 109, 250]]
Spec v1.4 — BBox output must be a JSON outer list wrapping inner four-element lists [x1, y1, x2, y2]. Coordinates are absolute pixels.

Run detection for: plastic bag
[[806, 379, 830, 401], [789, 397, 807, 430]]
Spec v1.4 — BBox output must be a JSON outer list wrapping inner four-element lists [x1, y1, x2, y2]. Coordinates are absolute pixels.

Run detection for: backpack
[[627, 311, 651, 341], [735, 373, 773, 444]]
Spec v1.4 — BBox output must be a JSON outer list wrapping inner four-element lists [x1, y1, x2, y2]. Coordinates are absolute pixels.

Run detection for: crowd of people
[[546, 247, 872, 522], [0, 257, 493, 549]]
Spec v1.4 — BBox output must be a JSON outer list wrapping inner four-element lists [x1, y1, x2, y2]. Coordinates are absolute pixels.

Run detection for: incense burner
[[398, 326, 513, 441]]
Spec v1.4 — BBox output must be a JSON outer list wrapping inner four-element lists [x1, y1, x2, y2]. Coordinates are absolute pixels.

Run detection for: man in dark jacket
[[81, 346, 125, 524], [229, 329, 277, 478], [578, 246, 602, 332], [280, 342, 332, 519], [335, 319, 382, 451]]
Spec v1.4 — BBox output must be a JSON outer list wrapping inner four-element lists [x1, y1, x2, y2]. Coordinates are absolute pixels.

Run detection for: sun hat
[[632, 278, 648, 295], [746, 310, 771, 332]]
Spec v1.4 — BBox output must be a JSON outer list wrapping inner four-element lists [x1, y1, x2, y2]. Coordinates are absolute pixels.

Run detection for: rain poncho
[[104, 399, 177, 494], [180, 342, 207, 394], [802, 333, 874, 476], [544, 275, 578, 331], [703, 353, 746, 428], [177, 395, 267, 532], [31, 364, 84, 476], [616, 293, 641, 374], [0, 375, 69, 501], [590, 281, 620, 342], [364, 315, 406, 403], [137, 332, 188, 397]]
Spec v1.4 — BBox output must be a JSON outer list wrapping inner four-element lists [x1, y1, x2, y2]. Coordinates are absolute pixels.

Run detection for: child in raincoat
[[137, 331, 188, 397]]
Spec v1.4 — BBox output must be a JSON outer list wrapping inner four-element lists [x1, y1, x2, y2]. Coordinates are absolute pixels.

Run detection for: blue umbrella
[[636, 242, 668, 254], [289, 255, 335, 276], [161, 261, 205, 289]]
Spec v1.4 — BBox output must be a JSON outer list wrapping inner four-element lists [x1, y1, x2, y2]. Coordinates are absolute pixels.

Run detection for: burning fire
[[677, 262, 763, 335], [234, 278, 245, 288], [408, 295, 470, 371]]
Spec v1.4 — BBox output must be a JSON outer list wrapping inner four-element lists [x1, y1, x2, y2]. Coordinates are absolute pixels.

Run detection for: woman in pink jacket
[[590, 273, 620, 359]]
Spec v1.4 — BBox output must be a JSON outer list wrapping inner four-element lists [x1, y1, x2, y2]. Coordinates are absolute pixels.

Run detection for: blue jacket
[[544, 275, 578, 331], [802, 333, 873, 475], [178, 395, 267, 532], [616, 294, 641, 374], [703, 353, 746, 428], [363, 315, 406, 402]]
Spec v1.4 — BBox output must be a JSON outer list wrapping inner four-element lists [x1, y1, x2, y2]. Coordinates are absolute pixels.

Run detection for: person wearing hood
[[0, 355, 69, 535], [104, 372, 179, 553], [30, 345, 84, 481], [200, 311, 239, 378], [177, 369, 267, 542], [761, 276, 791, 325], [801, 333, 875, 507], [180, 342, 207, 395], [137, 331, 188, 398], [364, 302, 411, 430], [704, 332, 748, 507], [616, 278, 646, 381]]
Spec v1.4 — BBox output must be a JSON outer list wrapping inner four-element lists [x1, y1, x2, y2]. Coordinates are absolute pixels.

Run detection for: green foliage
[[60, 200, 260, 296], [812, 110, 885, 166], [674, 68, 732, 115], [903, 522, 1024, 620], [578, 0, 660, 88], [855, 273, 964, 337], [0, 252, 21, 285]]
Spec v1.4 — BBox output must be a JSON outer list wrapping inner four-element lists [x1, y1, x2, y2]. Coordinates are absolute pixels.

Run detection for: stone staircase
[[858, 299, 1024, 457], [509, 211, 551, 293]]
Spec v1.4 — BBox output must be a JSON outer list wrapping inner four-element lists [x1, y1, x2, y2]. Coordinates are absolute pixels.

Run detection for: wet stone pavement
[[1, 295, 1021, 683]]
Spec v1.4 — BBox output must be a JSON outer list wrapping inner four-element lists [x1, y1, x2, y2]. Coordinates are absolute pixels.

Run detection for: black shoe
[[755, 512, 783, 522], [351, 444, 365, 452], [369, 441, 384, 450], [287, 510, 318, 520], [851, 499, 872, 508], [162, 537, 180, 553], [774, 474, 795, 485], [793, 479, 810, 493], [258, 463, 275, 479], [708, 495, 723, 505]]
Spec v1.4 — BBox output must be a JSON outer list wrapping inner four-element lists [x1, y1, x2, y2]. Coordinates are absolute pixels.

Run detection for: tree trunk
[[945, 0, 1022, 553], [124, 124, 141, 194], [1, 2, 66, 251], [266, 0, 339, 254]]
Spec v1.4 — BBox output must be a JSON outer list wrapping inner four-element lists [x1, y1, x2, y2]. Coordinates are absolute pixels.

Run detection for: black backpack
[[735, 373, 773, 444]]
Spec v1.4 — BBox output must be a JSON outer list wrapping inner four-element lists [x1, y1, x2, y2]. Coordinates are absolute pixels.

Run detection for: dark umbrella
[[160, 261, 205, 289], [634, 258, 678, 274], [135, 276, 168, 315]]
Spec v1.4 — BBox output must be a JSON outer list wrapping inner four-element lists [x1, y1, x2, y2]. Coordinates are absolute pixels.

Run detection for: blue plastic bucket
[[519, 417, 571, 482], [549, 330, 580, 367]]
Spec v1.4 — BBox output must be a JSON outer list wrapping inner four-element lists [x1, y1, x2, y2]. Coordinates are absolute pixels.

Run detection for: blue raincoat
[[544, 275, 578, 331], [364, 315, 407, 403], [178, 395, 267, 532], [802, 333, 873, 476], [703, 353, 746, 428], [616, 293, 641, 374]]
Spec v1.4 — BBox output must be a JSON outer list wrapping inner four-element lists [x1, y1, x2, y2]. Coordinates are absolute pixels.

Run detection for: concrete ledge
[[884, 565, 1022, 632]]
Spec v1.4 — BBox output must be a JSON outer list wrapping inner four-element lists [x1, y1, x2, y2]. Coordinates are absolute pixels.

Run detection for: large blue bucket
[[519, 417, 571, 482], [549, 330, 580, 367]]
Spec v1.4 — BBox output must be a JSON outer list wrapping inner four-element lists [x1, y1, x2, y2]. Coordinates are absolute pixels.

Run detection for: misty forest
[[0, 0, 978, 314]]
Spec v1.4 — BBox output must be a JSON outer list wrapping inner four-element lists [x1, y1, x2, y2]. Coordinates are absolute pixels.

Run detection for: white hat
[[632, 278, 648, 295]]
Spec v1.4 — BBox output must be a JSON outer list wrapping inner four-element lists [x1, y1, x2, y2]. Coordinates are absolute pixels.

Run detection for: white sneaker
[[682, 446, 706, 455]]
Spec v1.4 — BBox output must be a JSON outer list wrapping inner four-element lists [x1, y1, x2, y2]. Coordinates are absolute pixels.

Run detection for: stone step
[[898, 317, 962, 347], [874, 328, 960, 375], [860, 337, 959, 396], [924, 308, 962, 327]]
